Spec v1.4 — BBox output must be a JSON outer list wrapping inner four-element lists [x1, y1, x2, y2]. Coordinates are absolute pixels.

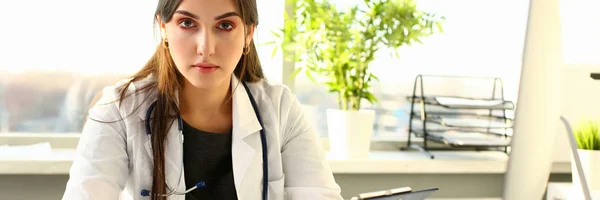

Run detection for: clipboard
[[351, 188, 439, 200]]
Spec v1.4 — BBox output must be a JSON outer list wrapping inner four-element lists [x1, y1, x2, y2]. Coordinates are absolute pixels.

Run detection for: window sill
[[327, 151, 570, 174], [0, 133, 80, 148], [0, 149, 571, 175], [0, 134, 571, 175]]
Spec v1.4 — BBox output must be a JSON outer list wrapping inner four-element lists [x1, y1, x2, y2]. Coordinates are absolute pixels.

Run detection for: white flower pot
[[571, 149, 600, 191], [326, 109, 375, 159]]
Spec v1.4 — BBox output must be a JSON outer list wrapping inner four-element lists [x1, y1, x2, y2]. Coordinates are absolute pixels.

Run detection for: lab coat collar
[[134, 73, 175, 120], [230, 74, 263, 139]]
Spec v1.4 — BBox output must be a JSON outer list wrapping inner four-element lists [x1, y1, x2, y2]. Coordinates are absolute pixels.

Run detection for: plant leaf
[[305, 69, 317, 84], [290, 67, 303, 79]]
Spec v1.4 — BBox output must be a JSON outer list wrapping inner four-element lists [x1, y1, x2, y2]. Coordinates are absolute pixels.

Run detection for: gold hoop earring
[[243, 46, 249, 55], [162, 38, 169, 49]]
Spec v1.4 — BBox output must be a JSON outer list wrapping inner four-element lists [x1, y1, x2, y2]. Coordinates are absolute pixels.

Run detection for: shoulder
[[245, 78, 297, 110], [244, 79, 308, 135], [88, 74, 157, 121]]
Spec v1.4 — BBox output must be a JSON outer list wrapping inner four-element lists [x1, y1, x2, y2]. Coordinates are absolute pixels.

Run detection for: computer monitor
[[502, 0, 564, 199]]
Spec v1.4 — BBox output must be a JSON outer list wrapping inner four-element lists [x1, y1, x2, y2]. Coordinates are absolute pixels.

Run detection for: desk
[[547, 182, 600, 200]]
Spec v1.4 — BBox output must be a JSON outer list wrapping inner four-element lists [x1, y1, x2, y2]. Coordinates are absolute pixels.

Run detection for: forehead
[[176, 0, 239, 17]]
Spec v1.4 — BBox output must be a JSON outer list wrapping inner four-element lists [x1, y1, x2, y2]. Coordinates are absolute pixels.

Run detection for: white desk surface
[[547, 182, 600, 200], [0, 149, 571, 175]]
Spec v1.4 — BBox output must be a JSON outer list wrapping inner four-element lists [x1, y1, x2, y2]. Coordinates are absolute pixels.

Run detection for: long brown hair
[[116, 0, 262, 199]]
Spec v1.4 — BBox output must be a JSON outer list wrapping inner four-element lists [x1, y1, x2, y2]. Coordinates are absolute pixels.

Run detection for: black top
[[182, 120, 238, 200]]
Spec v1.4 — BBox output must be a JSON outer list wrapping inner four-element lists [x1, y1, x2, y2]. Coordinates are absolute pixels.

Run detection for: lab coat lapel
[[165, 116, 186, 195], [231, 75, 263, 197], [141, 118, 186, 198], [137, 74, 159, 161], [137, 74, 186, 195]]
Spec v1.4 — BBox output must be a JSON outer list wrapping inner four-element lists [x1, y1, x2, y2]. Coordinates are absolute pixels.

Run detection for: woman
[[62, 0, 343, 199]]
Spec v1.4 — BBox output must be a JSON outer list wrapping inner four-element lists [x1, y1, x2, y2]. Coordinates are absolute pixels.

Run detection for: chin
[[185, 75, 230, 89]]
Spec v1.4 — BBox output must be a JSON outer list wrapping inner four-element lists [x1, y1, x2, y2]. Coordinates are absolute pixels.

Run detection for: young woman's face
[[160, 0, 254, 89]]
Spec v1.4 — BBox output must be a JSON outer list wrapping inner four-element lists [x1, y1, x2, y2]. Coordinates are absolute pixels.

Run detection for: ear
[[245, 25, 256, 46], [156, 15, 167, 38]]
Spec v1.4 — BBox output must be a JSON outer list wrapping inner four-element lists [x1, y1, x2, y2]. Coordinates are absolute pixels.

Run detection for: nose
[[196, 29, 215, 57]]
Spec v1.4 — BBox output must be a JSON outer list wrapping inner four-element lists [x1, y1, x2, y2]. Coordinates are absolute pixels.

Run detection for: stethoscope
[[140, 82, 268, 200]]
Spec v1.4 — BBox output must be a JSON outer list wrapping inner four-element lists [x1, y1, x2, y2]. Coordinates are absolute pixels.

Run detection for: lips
[[193, 62, 219, 68], [192, 62, 219, 74]]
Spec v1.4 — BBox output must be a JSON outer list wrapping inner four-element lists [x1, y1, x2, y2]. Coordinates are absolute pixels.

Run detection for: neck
[[179, 78, 232, 118]]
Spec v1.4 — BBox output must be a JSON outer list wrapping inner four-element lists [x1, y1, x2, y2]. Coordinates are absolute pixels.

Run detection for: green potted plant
[[271, 0, 443, 158], [572, 119, 600, 190]]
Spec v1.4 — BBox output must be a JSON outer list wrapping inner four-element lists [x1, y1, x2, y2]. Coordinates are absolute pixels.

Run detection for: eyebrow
[[174, 10, 240, 20], [215, 12, 240, 20]]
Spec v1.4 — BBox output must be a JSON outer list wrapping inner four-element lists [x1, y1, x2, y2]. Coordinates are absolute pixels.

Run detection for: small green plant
[[574, 120, 600, 150], [269, 0, 444, 111]]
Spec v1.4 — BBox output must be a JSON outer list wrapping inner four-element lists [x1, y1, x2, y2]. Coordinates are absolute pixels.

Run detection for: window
[[0, 0, 154, 133], [0, 0, 284, 134], [255, 1, 285, 84], [560, 0, 600, 65], [293, 0, 531, 139]]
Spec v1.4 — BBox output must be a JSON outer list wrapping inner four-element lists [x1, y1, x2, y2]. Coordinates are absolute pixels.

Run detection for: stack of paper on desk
[[435, 97, 504, 107]]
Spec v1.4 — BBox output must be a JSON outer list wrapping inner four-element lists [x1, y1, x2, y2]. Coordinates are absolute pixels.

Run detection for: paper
[[440, 117, 512, 128], [435, 97, 504, 107], [0, 142, 52, 158]]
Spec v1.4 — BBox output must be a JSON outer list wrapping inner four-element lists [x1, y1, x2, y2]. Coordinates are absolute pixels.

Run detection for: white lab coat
[[62, 74, 343, 200]]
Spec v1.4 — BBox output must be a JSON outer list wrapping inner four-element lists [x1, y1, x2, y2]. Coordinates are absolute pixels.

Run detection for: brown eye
[[178, 19, 196, 28], [217, 22, 235, 31]]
